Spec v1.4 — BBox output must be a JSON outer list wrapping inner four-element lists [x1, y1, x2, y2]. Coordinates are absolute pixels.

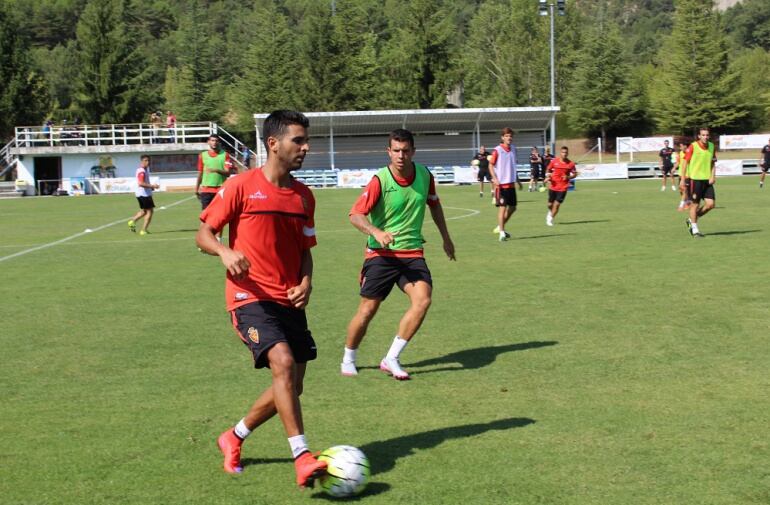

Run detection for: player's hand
[[709, 177, 715, 185], [443, 238, 456, 261], [219, 248, 250, 280], [372, 229, 397, 248], [287, 281, 312, 309]]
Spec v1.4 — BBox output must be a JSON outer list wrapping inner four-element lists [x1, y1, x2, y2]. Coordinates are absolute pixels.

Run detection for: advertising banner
[[454, 165, 476, 184], [96, 176, 160, 194], [337, 169, 378, 188], [719, 134, 769, 150], [66, 177, 87, 195], [715, 159, 743, 176], [576, 163, 628, 180], [617, 136, 674, 153]]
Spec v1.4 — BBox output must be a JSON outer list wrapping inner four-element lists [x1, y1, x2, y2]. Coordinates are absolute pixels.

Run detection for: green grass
[[1, 178, 769, 504]]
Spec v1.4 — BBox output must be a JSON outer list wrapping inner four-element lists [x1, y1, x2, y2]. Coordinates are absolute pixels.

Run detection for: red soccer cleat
[[294, 451, 327, 488], [217, 429, 243, 474]]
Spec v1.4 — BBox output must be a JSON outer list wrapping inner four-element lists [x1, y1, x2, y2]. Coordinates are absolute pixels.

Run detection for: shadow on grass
[[240, 456, 294, 469], [557, 219, 610, 225], [311, 482, 392, 501], [152, 228, 199, 234], [705, 229, 761, 236], [362, 417, 535, 476], [311, 418, 534, 499], [515, 233, 573, 240], [358, 341, 557, 375]]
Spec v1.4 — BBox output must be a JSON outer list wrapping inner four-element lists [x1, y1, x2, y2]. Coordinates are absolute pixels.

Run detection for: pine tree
[[0, 5, 49, 138], [565, 20, 646, 146], [649, 0, 749, 134], [72, 0, 145, 123]]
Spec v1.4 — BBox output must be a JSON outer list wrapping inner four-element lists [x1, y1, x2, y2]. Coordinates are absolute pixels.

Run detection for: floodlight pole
[[549, 2, 556, 152]]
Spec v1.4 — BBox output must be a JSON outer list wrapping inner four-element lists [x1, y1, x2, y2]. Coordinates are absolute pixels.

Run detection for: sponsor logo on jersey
[[248, 190, 267, 200], [235, 292, 249, 300]]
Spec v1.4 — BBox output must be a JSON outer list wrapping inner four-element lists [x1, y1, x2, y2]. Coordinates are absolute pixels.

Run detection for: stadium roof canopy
[[254, 106, 559, 138], [251, 107, 560, 169]]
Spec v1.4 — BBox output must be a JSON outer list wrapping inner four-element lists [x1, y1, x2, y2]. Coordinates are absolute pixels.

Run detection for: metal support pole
[[549, 2, 557, 153], [329, 123, 336, 171]]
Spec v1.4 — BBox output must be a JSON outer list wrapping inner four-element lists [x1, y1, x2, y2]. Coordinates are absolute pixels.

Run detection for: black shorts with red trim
[[230, 301, 317, 369], [688, 179, 715, 203], [199, 191, 217, 210], [359, 256, 432, 300], [495, 186, 517, 207], [548, 190, 567, 203], [136, 196, 155, 210]]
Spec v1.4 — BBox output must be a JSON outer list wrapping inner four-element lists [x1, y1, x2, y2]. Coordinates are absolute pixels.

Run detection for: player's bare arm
[[195, 222, 250, 278], [679, 158, 689, 189], [287, 249, 313, 309], [488, 162, 499, 187], [428, 203, 456, 261], [350, 213, 397, 248]]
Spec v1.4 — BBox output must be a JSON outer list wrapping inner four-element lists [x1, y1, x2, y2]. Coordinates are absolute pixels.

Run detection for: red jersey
[[200, 167, 317, 310], [547, 157, 577, 192], [349, 168, 439, 259]]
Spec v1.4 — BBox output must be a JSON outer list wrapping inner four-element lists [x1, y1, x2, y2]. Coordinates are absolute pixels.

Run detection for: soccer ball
[[318, 445, 370, 497], [538, 186, 546, 193], [471, 159, 480, 166]]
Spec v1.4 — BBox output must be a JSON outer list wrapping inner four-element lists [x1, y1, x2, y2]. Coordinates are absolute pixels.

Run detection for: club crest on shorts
[[247, 327, 259, 344]]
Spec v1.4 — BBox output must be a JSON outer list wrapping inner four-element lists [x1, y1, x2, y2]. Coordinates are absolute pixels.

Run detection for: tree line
[[1, 0, 768, 144]]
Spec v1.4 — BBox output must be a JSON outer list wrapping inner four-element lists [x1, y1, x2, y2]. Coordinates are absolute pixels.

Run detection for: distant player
[[471, 145, 492, 198], [680, 127, 716, 238], [658, 140, 675, 191], [196, 110, 327, 486], [489, 127, 522, 241], [675, 140, 691, 211], [759, 137, 770, 189], [195, 134, 234, 210], [127, 155, 159, 235], [544, 146, 577, 226], [528, 146, 543, 192], [340, 128, 455, 380]]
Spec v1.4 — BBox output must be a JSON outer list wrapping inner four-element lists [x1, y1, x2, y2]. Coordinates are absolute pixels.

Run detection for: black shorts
[[200, 191, 217, 210], [548, 190, 567, 203], [230, 301, 317, 369], [688, 179, 715, 203], [530, 166, 545, 181], [477, 167, 492, 182], [495, 186, 517, 207], [661, 165, 673, 175], [136, 196, 155, 210], [359, 256, 432, 300], [761, 163, 769, 173]]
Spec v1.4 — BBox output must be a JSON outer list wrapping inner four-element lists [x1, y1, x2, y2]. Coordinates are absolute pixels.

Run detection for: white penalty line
[[0, 196, 196, 263]]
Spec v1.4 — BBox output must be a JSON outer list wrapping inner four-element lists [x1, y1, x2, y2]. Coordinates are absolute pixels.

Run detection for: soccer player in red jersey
[[544, 146, 577, 226], [340, 129, 455, 380], [195, 110, 327, 487]]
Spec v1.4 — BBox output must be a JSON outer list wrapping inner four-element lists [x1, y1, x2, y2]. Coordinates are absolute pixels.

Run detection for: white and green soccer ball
[[318, 445, 370, 498]]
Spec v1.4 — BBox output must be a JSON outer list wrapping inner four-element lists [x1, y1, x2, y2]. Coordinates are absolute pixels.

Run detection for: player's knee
[[268, 348, 296, 374], [358, 303, 379, 322], [413, 295, 432, 314]]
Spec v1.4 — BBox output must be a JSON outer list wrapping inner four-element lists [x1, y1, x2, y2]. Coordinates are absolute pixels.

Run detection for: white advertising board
[[715, 159, 743, 176], [454, 165, 476, 184], [337, 169, 378, 188], [576, 163, 628, 180], [617, 136, 674, 153], [719, 134, 769, 150], [95, 176, 160, 194]]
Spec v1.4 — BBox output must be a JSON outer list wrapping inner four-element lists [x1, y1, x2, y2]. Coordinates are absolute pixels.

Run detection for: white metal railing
[[14, 122, 216, 148], [0, 139, 18, 177]]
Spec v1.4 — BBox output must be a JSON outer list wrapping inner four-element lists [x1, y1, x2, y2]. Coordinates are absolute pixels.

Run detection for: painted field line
[[0, 196, 195, 263]]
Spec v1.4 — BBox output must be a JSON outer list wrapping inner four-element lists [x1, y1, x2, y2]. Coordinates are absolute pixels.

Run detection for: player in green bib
[[679, 127, 716, 237], [340, 129, 455, 380]]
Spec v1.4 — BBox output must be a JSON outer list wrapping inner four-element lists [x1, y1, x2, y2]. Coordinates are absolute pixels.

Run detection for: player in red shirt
[[544, 146, 577, 226], [195, 110, 327, 487]]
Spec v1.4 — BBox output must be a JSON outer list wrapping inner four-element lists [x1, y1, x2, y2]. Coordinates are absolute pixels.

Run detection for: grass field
[[1, 177, 768, 505]]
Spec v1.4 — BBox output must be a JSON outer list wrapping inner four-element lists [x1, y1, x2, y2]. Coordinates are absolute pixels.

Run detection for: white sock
[[385, 336, 409, 360], [678, 200, 685, 208], [499, 231, 506, 239], [288, 434, 308, 459], [234, 419, 252, 440], [691, 223, 700, 234], [342, 347, 357, 364]]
